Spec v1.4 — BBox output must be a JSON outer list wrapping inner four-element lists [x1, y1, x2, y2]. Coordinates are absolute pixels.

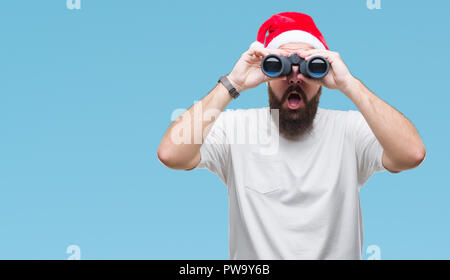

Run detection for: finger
[[252, 47, 270, 57], [298, 48, 327, 56], [298, 49, 336, 61], [251, 45, 290, 58], [296, 49, 321, 58], [303, 50, 340, 62], [270, 49, 291, 57], [305, 53, 336, 64]]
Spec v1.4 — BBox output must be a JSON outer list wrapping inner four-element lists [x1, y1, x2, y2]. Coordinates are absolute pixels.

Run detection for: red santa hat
[[252, 12, 328, 50]]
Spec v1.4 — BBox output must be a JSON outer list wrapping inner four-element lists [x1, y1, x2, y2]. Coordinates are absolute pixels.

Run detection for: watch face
[[231, 90, 239, 98]]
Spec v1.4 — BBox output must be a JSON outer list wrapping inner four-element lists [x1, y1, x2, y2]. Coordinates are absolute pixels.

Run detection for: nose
[[288, 65, 302, 85]]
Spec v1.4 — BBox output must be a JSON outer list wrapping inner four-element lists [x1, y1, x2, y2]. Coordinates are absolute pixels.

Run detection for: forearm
[[343, 77, 426, 170], [157, 81, 233, 170]]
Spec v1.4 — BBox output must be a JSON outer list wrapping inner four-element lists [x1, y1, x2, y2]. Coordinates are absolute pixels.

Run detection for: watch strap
[[218, 75, 240, 99]]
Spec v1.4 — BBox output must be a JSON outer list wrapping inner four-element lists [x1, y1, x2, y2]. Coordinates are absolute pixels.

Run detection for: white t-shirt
[[195, 107, 386, 260]]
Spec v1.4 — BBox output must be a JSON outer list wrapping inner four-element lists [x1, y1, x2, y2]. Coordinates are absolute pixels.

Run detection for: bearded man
[[157, 12, 426, 260]]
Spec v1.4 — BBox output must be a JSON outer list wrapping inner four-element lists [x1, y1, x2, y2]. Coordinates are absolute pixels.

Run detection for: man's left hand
[[296, 49, 356, 93]]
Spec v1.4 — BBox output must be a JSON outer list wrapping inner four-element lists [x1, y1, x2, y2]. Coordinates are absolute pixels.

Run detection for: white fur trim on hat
[[266, 30, 326, 50]]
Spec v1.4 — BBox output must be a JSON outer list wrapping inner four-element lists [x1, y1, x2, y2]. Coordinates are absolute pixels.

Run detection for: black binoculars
[[261, 53, 330, 79]]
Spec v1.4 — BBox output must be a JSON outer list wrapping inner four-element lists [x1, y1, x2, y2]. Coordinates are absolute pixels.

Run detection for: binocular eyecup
[[261, 53, 330, 79]]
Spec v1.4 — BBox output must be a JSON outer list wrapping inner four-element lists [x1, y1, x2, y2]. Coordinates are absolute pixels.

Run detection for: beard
[[268, 83, 321, 139]]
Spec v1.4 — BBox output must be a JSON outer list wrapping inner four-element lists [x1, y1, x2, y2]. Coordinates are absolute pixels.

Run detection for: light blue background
[[0, 0, 448, 259]]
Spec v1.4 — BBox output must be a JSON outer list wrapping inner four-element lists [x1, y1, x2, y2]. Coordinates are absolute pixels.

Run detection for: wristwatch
[[218, 75, 240, 99]]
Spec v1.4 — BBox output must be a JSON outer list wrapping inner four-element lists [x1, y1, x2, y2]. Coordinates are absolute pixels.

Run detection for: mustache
[[280, 85, 307, 105]]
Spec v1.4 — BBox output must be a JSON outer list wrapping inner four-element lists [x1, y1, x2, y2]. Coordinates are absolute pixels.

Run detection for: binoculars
[[261, 53, 330, 79]]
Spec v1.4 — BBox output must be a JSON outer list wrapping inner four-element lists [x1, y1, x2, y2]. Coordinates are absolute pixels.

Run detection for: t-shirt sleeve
[[194, 110, 231, 184], [347, 110, 387, 186]]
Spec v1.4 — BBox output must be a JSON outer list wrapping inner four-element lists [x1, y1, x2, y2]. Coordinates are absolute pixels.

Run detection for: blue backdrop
[[0, 0, 448, 259]]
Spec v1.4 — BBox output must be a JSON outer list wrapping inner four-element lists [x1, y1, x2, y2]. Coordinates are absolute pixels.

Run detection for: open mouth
[[287, 92, 302, 110]]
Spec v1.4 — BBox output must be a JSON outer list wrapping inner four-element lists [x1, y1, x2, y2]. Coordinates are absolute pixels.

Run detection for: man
[[157, 12, 426, 259]]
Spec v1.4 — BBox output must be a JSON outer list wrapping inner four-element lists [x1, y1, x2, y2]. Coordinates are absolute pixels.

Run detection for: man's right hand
[[227, 42, 291, 93], [157, 42, 290, 171]]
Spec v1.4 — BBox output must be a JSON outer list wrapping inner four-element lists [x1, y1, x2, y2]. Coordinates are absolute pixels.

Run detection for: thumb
[[264, 75, 288, 83]]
